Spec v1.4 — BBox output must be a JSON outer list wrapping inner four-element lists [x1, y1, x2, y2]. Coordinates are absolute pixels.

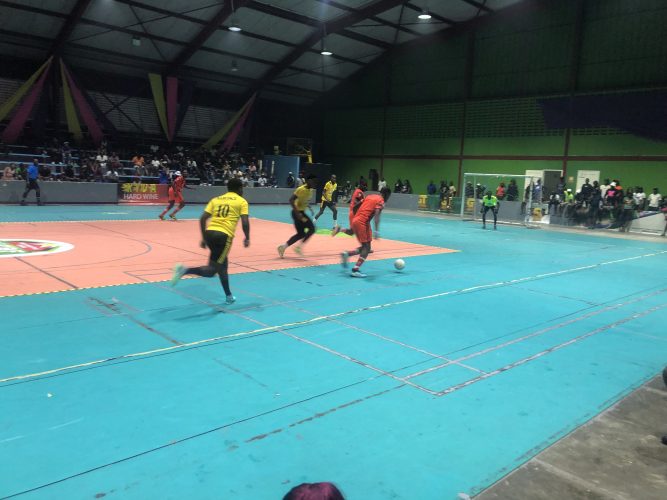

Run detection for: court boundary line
[[403, 288, 667, 383], [435, 302, 667, 396], [1, 250, 665, 385]]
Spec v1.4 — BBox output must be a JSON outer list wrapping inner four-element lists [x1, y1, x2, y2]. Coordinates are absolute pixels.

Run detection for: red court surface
[[0, 219, 456, 297]]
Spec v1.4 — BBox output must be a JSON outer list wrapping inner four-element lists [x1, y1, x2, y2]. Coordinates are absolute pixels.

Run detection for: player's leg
[[330, 203, 338, 228], [279, 212, 305, 257], [213, 235, 235, 303], [159, 200, 175, 220], [170, 198, 185, 219], [493, 207, 498, 229], [313, 200, 326, 221], [351, 241, 371, 277], [482, 206, 488, 228], [20, 182, 33, 205], [171, 230, 221, 285], [35, 182, 42, 205]]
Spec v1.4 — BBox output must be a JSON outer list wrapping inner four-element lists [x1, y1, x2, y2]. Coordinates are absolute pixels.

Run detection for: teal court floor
[[1, 204, 666, 499]]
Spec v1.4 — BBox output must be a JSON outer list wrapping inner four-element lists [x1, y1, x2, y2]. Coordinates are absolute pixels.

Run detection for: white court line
[[436, 302, 667, 397], [403, 288, 667, 381], [1, 249, 666, 385]]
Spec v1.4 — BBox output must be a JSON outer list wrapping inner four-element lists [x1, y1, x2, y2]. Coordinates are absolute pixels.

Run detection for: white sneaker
[[340, 251, 349, 268], [170, 264, 186, 286], [350, 270, 367, 278], [277, 244, 286, 258], [226, 295, 236, 304]]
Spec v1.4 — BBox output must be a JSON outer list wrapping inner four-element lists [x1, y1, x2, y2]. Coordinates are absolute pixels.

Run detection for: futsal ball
[[394, 258, 405, 270]]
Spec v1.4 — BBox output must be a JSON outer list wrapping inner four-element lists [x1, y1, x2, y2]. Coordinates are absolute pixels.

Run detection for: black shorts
[[204, 230, 232, 264], [26, 179, 40, 191], [320, 200, 336, 210]]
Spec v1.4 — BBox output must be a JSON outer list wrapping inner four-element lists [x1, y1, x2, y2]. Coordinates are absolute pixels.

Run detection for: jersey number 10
[[216, 205, 230, 218]]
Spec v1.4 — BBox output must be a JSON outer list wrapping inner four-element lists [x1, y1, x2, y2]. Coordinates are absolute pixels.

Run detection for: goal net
[[460, 172, 542, 227]]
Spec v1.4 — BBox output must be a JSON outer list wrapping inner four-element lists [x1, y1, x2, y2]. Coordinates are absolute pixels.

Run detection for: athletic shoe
[[294, 245, 303, 256], [159, 214, 165, 220], [170, 264, 186, 286], [350, 270, 367, 278], [226, 294, 236, 304], [331, 226, 341, 237], [277, 244, 286, 258], [340, 251, 349, 268], [169, 214, 177, 221]]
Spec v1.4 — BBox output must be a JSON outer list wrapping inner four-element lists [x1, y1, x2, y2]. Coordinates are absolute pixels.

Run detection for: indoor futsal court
[[1, 204, 666, 499]]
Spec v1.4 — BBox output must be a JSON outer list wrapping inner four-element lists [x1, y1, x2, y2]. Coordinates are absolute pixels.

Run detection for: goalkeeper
[[481, 191, 499, 230]]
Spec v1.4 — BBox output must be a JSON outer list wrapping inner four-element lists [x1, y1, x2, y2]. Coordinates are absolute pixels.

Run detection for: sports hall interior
[[1, 1, 666, 499]]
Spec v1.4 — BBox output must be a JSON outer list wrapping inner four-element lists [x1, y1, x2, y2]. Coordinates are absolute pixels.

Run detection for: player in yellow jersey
[[170, 178, 250, 304], [313, 174, 338, 229], [278, 174, 317, 257]]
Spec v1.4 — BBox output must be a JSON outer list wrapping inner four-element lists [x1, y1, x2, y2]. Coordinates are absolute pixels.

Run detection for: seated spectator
[[104, 169, 119, 182], [394, 178, 403, 193], [496, 182, 505, 200], [132, 153, 145, 176], [3, 163, 15, 180], [283, 482, 345, 500], [109, 152, 121, 172], [403, 179, 413, 194]]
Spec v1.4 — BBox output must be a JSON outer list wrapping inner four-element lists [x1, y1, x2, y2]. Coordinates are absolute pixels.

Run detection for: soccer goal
[[460, 172, 542, 227]]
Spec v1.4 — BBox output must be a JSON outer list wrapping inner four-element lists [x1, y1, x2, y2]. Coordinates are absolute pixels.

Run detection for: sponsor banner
[[0, 239, 74, 258], [118, 183, 169, 204]]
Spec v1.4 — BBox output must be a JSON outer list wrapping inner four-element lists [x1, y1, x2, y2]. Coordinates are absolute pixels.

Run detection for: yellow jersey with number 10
[[204, 192, 249, 238]]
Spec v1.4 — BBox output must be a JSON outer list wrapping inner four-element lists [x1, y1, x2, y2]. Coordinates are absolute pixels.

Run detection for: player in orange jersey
[[159, 170, 187, 221], [331, 183, 365, 237], [340, 187, 391, 277]]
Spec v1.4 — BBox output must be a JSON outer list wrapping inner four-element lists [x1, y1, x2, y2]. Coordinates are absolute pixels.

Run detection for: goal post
[[460, 172, 542, 227]]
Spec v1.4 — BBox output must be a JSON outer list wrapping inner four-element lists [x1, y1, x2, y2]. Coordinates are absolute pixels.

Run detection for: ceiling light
[[418, 11, 432, 20], [320, 49, 332, 56], [228, 22, 241, 32], [131, 35, 141, 46]]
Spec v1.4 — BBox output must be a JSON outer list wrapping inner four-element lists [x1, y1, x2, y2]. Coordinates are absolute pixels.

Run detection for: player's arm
[[241, 214, 250, 247], [198, 211, 211, 248], [373, 208, 382, 238]]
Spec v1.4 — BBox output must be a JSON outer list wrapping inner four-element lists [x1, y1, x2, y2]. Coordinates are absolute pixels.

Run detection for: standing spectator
[[358, 175, 367, 190], [427, 180, 437, 195], [633, 187, 646, 211], [378, 177, 387, 190], [580, 178, 593, 206], [20, 158, 42, 206], [506, 179, 519, 201], [648, 187, 663, 211], [555, 176, 566, 197], [109, 152, 121, 173], [286, 171, 295, 188], [532, 178, 543, 203], [619, 190, 636, 232]]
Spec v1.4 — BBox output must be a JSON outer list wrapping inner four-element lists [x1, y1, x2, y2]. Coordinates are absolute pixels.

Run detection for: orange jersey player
[[340, 187, 391, 277], [331, 184, 366, 237], [159, 171, 187, 221]]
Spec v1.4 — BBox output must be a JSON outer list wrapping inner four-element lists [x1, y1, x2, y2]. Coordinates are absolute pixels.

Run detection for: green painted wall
[[322, 0, 667, 195]]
